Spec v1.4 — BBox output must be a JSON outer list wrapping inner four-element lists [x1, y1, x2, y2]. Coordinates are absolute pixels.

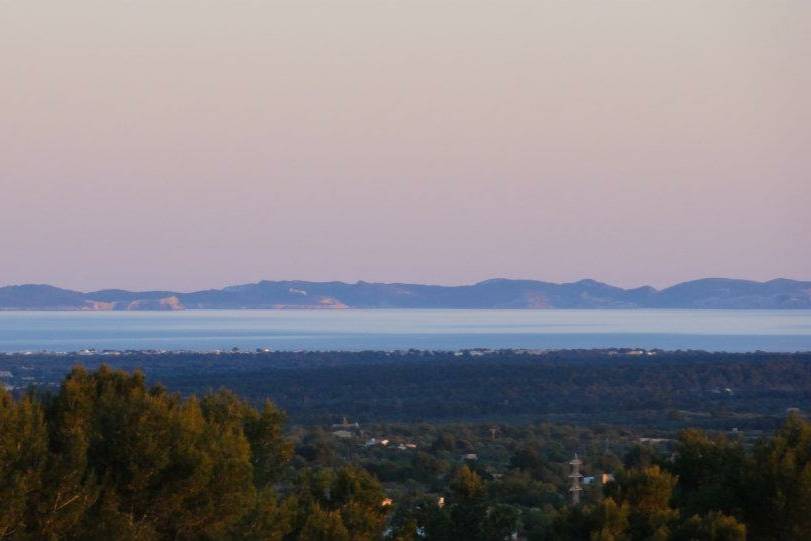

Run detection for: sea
[[0, 309, 810, 353]]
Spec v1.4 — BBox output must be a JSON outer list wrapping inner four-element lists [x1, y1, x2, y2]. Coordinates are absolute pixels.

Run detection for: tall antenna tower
[[569, 452, 583, 505]]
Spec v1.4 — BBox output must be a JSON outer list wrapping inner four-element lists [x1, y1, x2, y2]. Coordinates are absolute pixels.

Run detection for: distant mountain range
[[0, 278, 809, 310]]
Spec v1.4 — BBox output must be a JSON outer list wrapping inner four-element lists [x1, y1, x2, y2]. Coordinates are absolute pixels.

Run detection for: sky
[[1, 1, 809, 292]]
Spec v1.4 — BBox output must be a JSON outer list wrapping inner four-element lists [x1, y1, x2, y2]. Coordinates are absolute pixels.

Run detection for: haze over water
[[1, 309, 809, 353]]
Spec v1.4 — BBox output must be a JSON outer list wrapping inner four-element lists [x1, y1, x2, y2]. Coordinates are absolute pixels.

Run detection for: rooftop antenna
[[569, 452, 583, 505]]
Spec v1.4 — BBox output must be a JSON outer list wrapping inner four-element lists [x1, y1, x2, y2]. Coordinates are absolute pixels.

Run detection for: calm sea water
[[0, 309, 810, 353]]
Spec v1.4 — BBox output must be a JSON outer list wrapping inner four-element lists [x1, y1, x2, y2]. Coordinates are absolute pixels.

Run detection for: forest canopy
[[2, 365, 811, 540], [0, 366, 383, 540]]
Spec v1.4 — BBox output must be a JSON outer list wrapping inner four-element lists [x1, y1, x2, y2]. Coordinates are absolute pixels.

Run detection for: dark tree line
[[4, 350, 811, 429]]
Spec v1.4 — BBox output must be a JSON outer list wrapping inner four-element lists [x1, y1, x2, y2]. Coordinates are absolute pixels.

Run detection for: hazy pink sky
[[1, 1, 809, 291]]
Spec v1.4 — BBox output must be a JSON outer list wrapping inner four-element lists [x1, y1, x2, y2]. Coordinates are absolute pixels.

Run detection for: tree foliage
[[0, 366, 387, 540], [3, 365, 811, 540]]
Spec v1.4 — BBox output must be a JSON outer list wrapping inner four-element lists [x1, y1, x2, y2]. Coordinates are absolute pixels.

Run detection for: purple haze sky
[[1, 1, 809, 292]]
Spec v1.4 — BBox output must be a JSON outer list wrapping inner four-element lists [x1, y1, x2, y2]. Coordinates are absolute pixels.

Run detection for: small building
[[639, 437, 670, 444], [332, 430, 353, 439], [331, 416, 360, 430]]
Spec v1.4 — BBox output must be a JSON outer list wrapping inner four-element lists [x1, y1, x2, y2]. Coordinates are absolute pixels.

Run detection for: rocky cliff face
[[119, 296, 185, 311]]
